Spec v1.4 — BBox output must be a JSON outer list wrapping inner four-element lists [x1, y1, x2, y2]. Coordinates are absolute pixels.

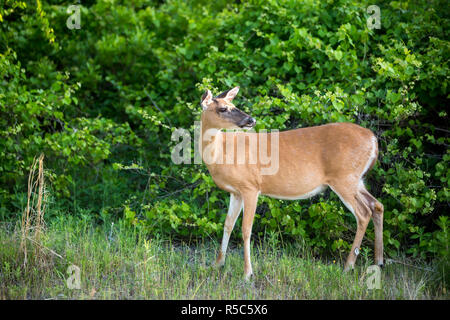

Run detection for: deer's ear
[[216, 86, 240, 102], [224, 87, 239, 102], [201, 89, 213, 110]]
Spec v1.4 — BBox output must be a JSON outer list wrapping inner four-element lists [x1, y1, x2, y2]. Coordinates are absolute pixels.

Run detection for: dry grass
[[18, 154, 56, 270]]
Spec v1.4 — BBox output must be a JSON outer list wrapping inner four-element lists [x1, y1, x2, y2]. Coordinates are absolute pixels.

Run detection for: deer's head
[[200, 87, 256, 130]]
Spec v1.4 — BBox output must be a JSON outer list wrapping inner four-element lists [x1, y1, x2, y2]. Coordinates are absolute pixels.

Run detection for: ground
[[0, 216, 447, 300]]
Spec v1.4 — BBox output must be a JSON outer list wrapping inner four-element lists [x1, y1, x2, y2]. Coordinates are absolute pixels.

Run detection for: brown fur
[[200, 88, 384, 279]]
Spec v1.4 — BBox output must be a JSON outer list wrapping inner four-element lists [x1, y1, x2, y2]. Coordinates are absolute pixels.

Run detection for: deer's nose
[[246, 117, 256, 126]]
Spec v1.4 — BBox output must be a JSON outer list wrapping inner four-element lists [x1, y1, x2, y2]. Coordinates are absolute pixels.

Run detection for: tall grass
[[20, 154, 47, 267], [0, 215, 447, 300], [1, 157, 446, 299]]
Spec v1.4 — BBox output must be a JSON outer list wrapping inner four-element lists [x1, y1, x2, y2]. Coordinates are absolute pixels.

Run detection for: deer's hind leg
[[358, 183, 384, 267], [329, 179, 372, 271]]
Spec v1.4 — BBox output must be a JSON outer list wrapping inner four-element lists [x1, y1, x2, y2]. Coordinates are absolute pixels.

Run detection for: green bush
[[0, 0, 448, 263]]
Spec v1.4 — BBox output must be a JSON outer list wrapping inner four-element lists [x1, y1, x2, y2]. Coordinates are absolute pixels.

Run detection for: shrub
[[0, 0, 448, 262]]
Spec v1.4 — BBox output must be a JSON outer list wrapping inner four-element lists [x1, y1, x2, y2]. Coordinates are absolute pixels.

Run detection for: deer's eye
[[218, 107, 228, 113]]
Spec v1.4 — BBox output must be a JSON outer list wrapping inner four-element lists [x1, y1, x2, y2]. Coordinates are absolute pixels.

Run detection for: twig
[[157, 181, 201, 199], [143, 89, 172, 127], [265, 275, 275, 287], [385, 258, 434, 272], [25, 236, 64, 260]]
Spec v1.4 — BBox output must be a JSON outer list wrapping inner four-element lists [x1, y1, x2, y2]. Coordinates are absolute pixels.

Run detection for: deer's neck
[[200, 121, 224, 165]]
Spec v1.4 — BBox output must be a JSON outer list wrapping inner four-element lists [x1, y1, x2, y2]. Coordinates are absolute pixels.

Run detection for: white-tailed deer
[[200, 86, 384, 281]]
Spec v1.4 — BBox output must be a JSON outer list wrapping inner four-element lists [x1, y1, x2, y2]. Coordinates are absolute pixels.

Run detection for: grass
[[0, 215, 447, 300]]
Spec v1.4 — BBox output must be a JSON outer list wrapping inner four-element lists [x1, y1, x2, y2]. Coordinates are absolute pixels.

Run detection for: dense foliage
[[1, 0, 448, 263]]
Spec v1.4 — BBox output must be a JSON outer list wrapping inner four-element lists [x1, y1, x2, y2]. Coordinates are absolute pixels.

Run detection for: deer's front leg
[[215, 193, 243, 267], [241, 191, 259, 281]]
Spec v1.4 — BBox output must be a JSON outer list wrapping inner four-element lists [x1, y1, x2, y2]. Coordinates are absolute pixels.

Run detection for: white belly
[[263, 184, 327, 200]]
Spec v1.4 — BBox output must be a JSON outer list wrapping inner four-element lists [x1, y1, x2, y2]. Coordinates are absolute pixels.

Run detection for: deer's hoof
[[244, 272, 254, 282], [343, 264, 354, 272], [214, 252, 225, 268]]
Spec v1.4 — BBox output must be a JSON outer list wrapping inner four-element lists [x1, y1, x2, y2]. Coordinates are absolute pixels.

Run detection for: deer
[[199, 86, 384, 281]]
